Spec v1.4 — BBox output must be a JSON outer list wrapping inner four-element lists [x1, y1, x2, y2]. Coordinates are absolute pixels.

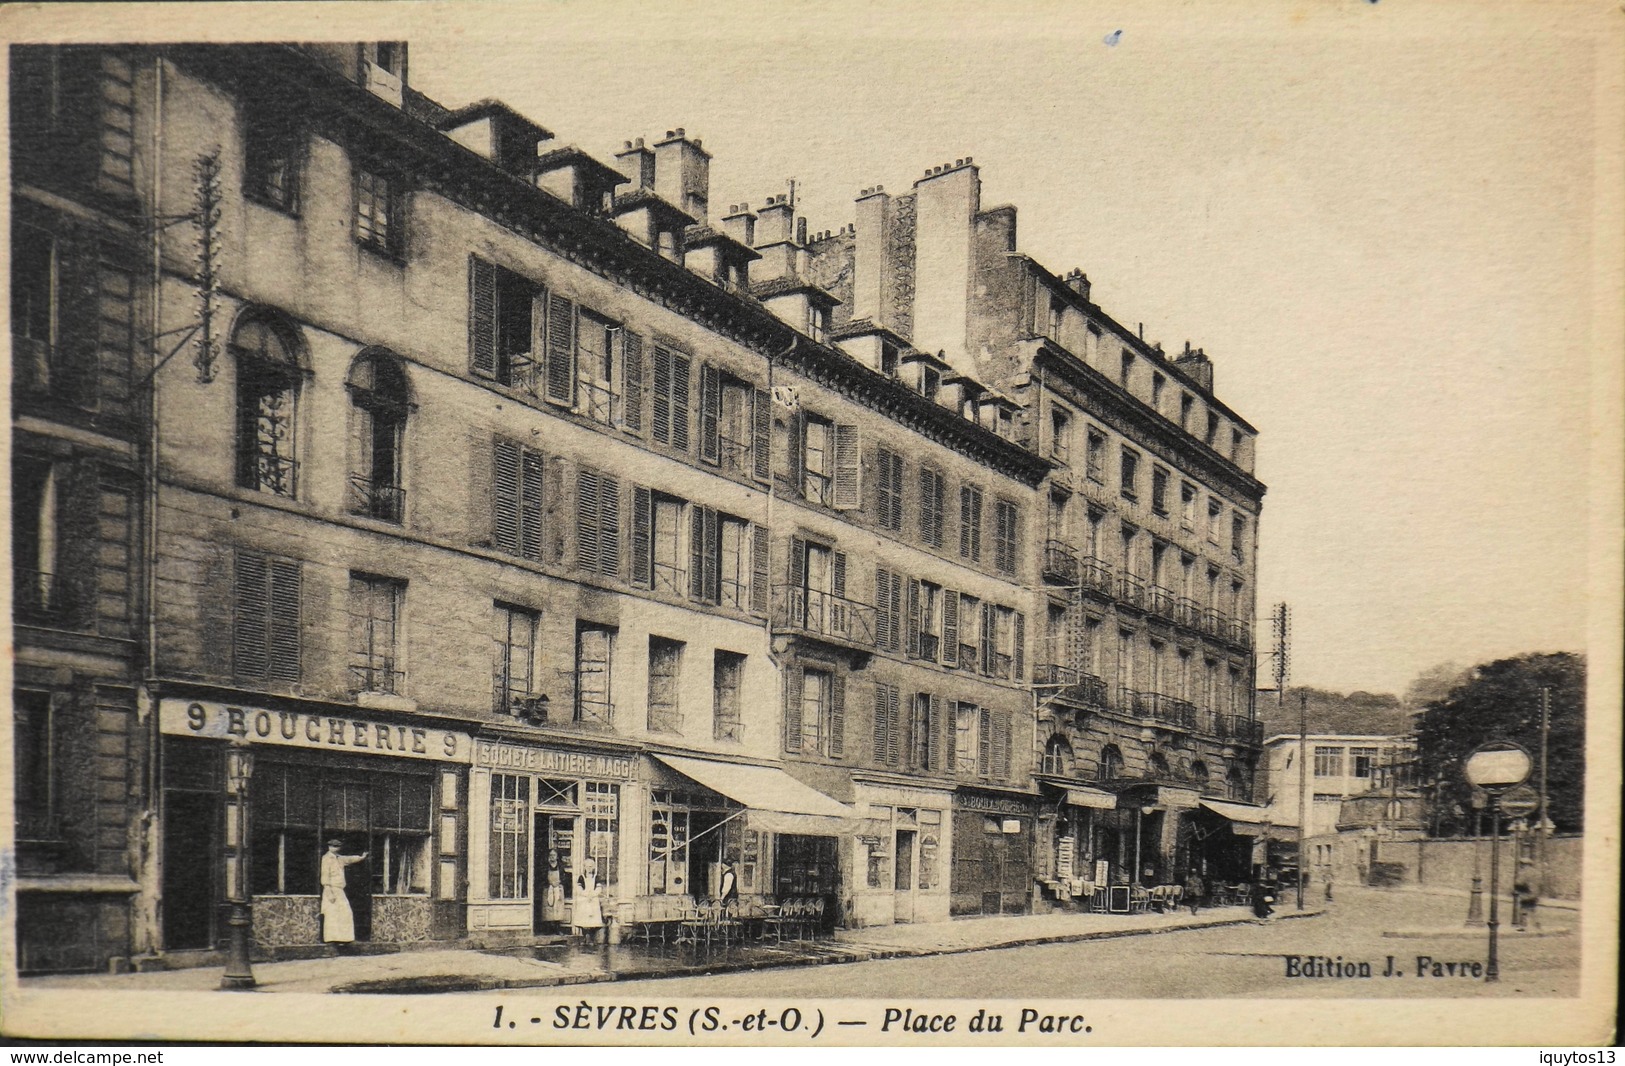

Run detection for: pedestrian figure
[[718, 855, 739, 907], [1250, 877, 1274, 920], [542, 849, 565, 927], [573, 857, 606, 945], [320, 839, 368, 949], [1184, 869, 1206, 915]]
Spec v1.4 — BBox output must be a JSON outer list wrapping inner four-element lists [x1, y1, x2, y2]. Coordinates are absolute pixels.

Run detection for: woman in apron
[[542, 849, 565, 927], [572, 858, 605, 944], [320, 840, 368, 949]]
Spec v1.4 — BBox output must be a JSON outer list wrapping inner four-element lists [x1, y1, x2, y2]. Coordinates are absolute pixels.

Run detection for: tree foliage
[[1413, 652, 1585, 835]]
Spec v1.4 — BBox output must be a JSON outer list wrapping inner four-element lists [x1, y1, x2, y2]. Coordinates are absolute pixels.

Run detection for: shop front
[[465, 737, 637, 938], [645, 754, 854, 933], [1033, 780, 1117, 908], [950, 786, 1036, 916], [157, 698, 471, 952], [851, 779, 952, 927], [1108, 782, 1201, 886], [1189, 798, 1271, 882]]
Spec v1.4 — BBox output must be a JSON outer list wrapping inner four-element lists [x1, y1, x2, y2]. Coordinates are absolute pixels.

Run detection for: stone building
[[7, 40, 1261, 970]]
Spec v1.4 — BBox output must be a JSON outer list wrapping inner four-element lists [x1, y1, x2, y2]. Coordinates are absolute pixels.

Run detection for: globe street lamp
[[221, 738, 257, 990], [1462, 741, 1533, 983]]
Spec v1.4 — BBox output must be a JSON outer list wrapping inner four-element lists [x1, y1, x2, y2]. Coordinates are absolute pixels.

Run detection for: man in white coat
[[320, 839, 368, 948]]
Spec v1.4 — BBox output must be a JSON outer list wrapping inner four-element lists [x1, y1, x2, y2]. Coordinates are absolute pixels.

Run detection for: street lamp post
[[1462, 741, 1533, 983], [221, 738, 257, 991], [1465, 788, 1486, 927]]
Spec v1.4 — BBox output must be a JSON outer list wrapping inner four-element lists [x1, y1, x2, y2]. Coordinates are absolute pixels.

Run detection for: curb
[[329, 909, 1327, 994]]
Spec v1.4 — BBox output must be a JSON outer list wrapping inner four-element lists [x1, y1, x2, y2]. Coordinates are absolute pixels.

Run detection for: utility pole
[[1270, 603, 1294, 896], [1537, 686, 1551, 900], [1297, 690, 1307, 910]]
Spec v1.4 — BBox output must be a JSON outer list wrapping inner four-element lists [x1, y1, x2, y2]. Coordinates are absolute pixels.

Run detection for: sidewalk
[[23, 903, 1319, 995]]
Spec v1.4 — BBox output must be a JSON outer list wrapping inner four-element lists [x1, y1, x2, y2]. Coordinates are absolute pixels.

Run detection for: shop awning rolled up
[[1063, 786, 1117, 810], [1198, 799, 1273, 836], [652, 754, 857, 835]]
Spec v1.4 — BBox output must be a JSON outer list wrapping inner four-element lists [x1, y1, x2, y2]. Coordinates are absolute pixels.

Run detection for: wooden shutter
[[268, 559, 302, 683], [829, 673, 845, 758], [944, 701, 958, 773], [784, 668, 803, 753], [670, 352, 691, 451], [544, 292, 576, 405], [833, 423, 860, 509], [752, 388, 772, 482], [927, 694, 943, 773], [918, 467, 935, 544], [980, 601, 994, 675], [886, 568, 902, 653], [631, 485, 653, 588], [960, 487, 973, 558], [978, 706, 992, 777], [621, 331, 645, 434], [699, 363, 721, 464], [468, 256, 496, 377], [652, 346, 672, 444], [941, 590, 960, 667], [492, 438, 522, 556], [576, 468, 601, 573], [873, 568, 893, 651], [233, 551, 270, 681], [905, 578, 922, 658], [873, 684, 890, 767], [703, 507, 720, 603], [1013, 611, 1026, 681], [788, 536, 806, 593], [519, 447, 545, 561], [887, 686, 902, 766], [750, 523, 770, 615], [599, 473, 621, 576], [689, 504, 706, 600], [831, 550, 847, 600], [994, 709, 1011, 781]]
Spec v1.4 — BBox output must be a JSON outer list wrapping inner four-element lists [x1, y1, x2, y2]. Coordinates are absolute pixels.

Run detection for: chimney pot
[[623, 140, 633, 150], [676, 127, 686, 137], [635, 137, 644, 147]]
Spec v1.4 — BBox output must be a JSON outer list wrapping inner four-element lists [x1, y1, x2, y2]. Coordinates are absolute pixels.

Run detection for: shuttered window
[[977, 706, 993, 779], [234, 550, 302, 685], [789, 667, 843, 758], [651, 345, 692, 449], [941, 590, 960, 668], [750, 524, 770, 616], [492, 438, 545, 561], [832, 423, 861, 509], [575, 466, 621, 578], [544, 292, 576, 405], [699, 363, 721, 464], [874, 567, 899, 652], [621, 331, 645, 434], [993, 498, 1019, 575], [875, 448, 904, 531], [873, 682, 901, 768], [689, 504, 721, 604], [752, 388, 772, 482], [918, 466, 945, 547], [910, 693, 940, 772], [959, 483, 983, 561]]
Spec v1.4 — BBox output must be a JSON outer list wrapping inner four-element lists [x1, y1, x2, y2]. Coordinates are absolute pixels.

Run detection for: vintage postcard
[[1, 0, 1619, 1048]]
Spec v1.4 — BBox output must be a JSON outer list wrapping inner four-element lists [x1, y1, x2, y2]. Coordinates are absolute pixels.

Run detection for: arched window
[[233, 311, 304, 497], [1190, 760, 1210, 792], [1042, 734, 1074, 777], [346, 349, 410, 522], [1097, 744, 1124, 783], [1149, 750, 1171, 779], [1226, 765, 1249, 801]]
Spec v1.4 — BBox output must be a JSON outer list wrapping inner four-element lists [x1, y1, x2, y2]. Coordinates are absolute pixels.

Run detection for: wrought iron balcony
[[1176, 597, 1201, 628], [1226, 618, 1252, 649], [240, 451, 299, 497], [1116, 685, 1151, 716], [773, 585, 877, 649], [1199, 607, 1226, 638], [1042, 539, 1080, 584], [347, 473, 405, 523], [349, 661, 405, 696], [1115, 574, 1148, 612], [717, 431, 756, 477], [1222, 715, 1264, 745], [1144, 693, 1198, 729], [574, 378, 620, 427], [1034, 664, 1109, 707], [1079, 556, 1114, 598], [652, 560, 687, 598], [1148, 584, 1178, 620]]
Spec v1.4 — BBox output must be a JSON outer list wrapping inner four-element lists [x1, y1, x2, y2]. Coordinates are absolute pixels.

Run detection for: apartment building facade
[[8, 41, 1261, 971]]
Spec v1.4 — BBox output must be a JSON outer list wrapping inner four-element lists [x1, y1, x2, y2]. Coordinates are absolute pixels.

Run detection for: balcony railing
[[350, 661, 405, 696], [1116, 686, 1151, 716], [1148, 584, 1178, 620], [1176, 597, 1201, 628], [1034, 664, 1109, 707], [1116, 574, 1148, 611], [575, 378, 620, 427], [773, 585, 877, 648], [1199, 607, 1225, 638], [347, 473, 405, 523], [652, 560, 687, 598], [1079, 556, 1114, 597], [988, 651, 1013, 680], [13, 568, 76, 625], [1143, 693, 1198, 729], [576, 697, 615, 725], [241, 452, 299, 497], [493, 682, 548, 719], [498, 350, 540, 393], [718, 431, 756, 477], [1224, 715, 1264, 745], [1227, 619, 1252, 649], [1042, 539, 1080, 584]]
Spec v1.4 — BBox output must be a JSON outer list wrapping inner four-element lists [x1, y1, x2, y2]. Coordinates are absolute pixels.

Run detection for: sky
[[391, 0, 1611, 696]]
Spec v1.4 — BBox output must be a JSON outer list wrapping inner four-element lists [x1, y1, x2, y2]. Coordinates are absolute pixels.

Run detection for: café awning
[[1063, 787, 1117, 810], [652, 753, 856, 834], [1199, 799, 1273, 836]]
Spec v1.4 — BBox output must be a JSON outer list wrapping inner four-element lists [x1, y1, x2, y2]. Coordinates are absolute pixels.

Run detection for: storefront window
[[489, 773, 529, 899], [372, 773, 432, 894], [649, 788, 737, 896], [584, 781, 620, 885], [919, 810, 942, 889]]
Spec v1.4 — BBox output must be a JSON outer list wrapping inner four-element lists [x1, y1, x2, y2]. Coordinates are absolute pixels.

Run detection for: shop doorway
[[534, 812, 575, 932], [774, 834, 839, 932], [162, 790, 218, 950], [893, 830, 917, 923], [688, 811, 726, 898]]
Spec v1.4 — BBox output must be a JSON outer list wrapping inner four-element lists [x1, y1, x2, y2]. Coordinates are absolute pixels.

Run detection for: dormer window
[[920, 366, 941, 401], [1120, 350, 1134, 387], [1180, 393, 1194, 430], [1151, 373, 1165, 410], [656, 227, 680, 262], [806, 303, 829, 344], [880, 341, 900, 378], [1047, 293, 1065, 341]]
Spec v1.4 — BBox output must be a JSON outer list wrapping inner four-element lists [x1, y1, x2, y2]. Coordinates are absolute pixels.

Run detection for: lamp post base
[[1464, 876, 1485, 927], [220, 900, 257, 991]]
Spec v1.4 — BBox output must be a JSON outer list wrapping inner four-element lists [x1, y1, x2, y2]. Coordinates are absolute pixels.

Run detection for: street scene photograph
[[2, 0, 1618, 1049]]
